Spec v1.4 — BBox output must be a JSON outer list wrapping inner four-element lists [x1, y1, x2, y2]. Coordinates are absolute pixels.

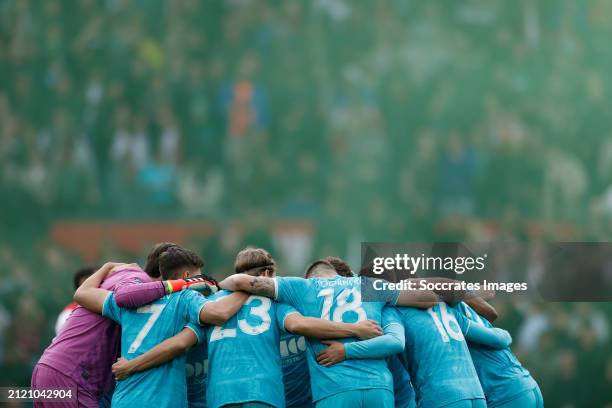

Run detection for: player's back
[[205, 290, 285, 408], [275, 276, 395, 404], [388, 354, 416, 408], [103, 289, 205, 408], [280, 332, 312, 408], [397, 303, 484, 408], [186, 341, 208, 408], [456, 302, 537, 406], [37, 267, 152, 400]]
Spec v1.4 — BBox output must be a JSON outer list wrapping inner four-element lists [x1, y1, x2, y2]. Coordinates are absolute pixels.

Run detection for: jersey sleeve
[[344, 307, 405, 359], [182, 290, 211, 326], [381, 306, 404, 329], [113, 281, 167, 309], [464, 323, 513, 349], [184, 323, 208, 345], [276, 302, 300, 332], [274, 277, 307, 308], [102, 293, 122, 323]]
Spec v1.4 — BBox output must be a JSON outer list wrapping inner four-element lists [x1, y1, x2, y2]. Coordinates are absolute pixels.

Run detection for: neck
[[310, 270, 338, 279]]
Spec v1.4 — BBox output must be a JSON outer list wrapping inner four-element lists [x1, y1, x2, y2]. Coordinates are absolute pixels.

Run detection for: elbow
[[492, 329, 512, 349], [73, 287, 85, 305], [174, 337, 194, 354], [390, 337, 405, 354], [500, 330, 513, 348], [284, 317, 305, 335], [202, 307, 231, 327], [485, 309, 499, 323]]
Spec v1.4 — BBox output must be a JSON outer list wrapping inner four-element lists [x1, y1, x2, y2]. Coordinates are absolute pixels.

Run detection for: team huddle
[[32, 242, 543, 408]]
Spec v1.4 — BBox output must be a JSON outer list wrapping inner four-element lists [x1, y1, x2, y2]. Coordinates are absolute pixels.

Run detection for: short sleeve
[[182, 290, 211, 326], [102, 293, 122, 323], [276, 302, 300, 331], [184, 323, 208, 345], [274, 277, 307, 308], [381, 306, 403, 330]]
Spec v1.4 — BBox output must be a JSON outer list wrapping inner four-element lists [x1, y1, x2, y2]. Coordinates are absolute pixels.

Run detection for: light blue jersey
[[280, 332, 312, 408], [387, 354, 416, 408], [455, 302, 538, 407], [396, 303, 485, 408], [205, 290, 293, 408], [102, 291, 208, 408], [275, 276, 399, 403], [186, 338, 208, 408]]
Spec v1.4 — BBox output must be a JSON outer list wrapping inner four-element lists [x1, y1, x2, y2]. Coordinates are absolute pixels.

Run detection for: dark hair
[[74, 266, 96, 289], [304, 259, 335, 278], [145, 242, 178, 278], [325, 256, 353, 277], [234, 247, 276, 276], [158, 246, 204, 280]]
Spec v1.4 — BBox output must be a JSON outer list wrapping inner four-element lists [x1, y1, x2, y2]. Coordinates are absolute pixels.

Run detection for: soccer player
[[55, 266, 95, 334], [72, 246, 248, 408], [456, 301, 543, 408], [396, 301, 514, 408], [112, 277, 225, 408], [310, 256, 416, 408], [218, 257, 437, 408]]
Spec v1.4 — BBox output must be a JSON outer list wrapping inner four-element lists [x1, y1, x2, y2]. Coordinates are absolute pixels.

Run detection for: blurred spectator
[[54, 266, 95, 335]]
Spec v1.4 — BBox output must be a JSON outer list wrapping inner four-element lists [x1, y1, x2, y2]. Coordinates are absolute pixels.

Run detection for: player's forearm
[[124, 333, 195, 374], [286, 317, 362, 340], [396, 286, 438, 308], [422, 277, 467, 306], [464, 297, 498, 323], [344, 323, 405, 359], [74, 263, 118, 313], [465, 323, 512, 349], [200, 291, 249, 326], [114, 281, 167, 308], [218, 274, 276, 298]]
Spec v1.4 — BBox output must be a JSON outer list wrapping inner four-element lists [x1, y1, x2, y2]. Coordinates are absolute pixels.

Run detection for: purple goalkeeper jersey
[[37, 267, 161, 400]]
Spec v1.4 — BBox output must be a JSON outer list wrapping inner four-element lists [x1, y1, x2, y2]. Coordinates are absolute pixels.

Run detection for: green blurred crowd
[[1, 0, 611, 406]]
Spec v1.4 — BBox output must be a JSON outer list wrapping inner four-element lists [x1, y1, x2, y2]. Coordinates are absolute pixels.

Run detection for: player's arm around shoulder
[[74, 262, 126, 315], [453, 305, 512, 349], [280, 302, 383, 340], [218, 274, 278, 298], [184, 289, 249, 327], [112, 326, 200, 380]]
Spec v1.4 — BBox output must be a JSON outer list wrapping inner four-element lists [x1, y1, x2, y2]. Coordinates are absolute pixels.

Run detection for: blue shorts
[[492, 386, 544, 408], [315, 389, 394, 408]]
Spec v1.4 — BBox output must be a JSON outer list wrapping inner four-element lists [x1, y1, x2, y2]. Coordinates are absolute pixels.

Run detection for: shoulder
[[276, 276, 307, 285], [210, 289, 231, 300], [175, 289, 207, 303], [102, 268, 150, 290]]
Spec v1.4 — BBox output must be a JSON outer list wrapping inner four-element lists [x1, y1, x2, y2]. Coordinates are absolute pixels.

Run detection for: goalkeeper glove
[[164, 275, 219, 296]]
